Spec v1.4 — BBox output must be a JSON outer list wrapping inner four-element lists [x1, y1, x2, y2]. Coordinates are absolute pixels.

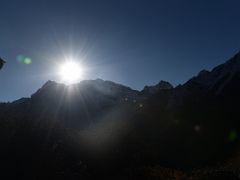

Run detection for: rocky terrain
[[1, 52, 240, 179]]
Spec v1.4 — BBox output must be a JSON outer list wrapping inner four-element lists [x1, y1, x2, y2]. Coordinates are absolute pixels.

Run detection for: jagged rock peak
[[157, 80, 174, 90], [183, 51, 240, 91], [142, 80, 173, 94], [41, 80, 61, 89], [212, 51, 240, 73], [198, 70, 210, 76]]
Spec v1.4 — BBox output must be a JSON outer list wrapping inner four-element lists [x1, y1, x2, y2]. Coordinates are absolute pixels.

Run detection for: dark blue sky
[[0, 0, 240, 101]]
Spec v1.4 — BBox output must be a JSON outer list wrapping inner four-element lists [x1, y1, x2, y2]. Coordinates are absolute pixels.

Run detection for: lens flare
[[59, 61, 84, 84], [17, 55, 32, 65], [228, 130, 238, 142]]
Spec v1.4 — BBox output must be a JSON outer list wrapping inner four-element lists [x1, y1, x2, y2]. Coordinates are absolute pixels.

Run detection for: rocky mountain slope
[[0, 51, 240, 179]]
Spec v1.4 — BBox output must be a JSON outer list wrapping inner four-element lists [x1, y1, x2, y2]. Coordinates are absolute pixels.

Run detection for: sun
[[58, 61, 84, 84]]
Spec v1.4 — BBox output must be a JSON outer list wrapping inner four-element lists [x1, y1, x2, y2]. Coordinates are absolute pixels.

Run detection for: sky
[[0, 0, 240, 102]]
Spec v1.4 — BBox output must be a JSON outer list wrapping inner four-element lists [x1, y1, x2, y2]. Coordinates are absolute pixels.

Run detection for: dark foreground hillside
[[1, 52, 240, 179]]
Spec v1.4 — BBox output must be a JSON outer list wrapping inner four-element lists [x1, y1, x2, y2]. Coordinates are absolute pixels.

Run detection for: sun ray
[[58, 60, 84, 84]]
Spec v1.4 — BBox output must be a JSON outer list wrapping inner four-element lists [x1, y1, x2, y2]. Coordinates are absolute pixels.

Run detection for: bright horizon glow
[[58, 60, 84, 84]]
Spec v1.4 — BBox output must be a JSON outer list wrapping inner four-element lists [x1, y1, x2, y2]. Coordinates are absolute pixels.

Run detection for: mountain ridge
[[31, 51, 240, 101], [1, 51, 240, 179]]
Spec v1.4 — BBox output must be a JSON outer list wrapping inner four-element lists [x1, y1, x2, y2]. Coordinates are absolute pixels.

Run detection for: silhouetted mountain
[[1, 51, 240, 179], [135, 51, 240, 167], [28, 79, 140, 128], [165, 51, 240, 109], [141, 80, 173, 95], [186, 51, 240, 91]]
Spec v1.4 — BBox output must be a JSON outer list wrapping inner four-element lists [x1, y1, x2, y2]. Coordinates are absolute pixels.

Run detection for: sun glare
[[59, 61, 84, 84]]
